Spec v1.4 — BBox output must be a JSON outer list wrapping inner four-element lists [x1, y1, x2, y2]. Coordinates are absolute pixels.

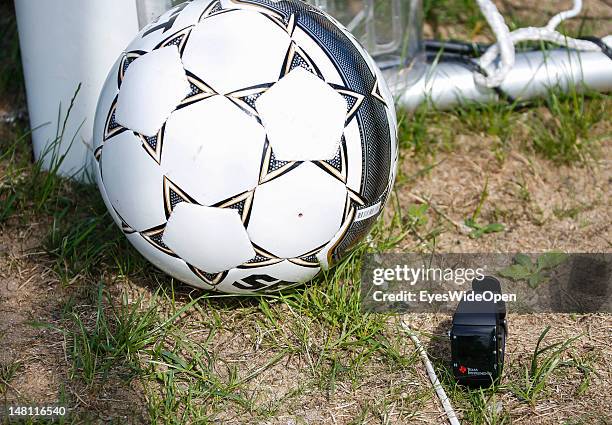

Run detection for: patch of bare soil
[[0, 227, 148, 422], [397, 133, 610, 252], [424, 0, 612, 41], [498, 0, 612, 34]]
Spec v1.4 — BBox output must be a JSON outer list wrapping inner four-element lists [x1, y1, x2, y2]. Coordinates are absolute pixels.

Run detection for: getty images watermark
[[371, 264, 516, 304], [361, 253, 612, 313]]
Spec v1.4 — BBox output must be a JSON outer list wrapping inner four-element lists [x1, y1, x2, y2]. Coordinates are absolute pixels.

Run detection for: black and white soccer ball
[[93, 0, 398, 293]]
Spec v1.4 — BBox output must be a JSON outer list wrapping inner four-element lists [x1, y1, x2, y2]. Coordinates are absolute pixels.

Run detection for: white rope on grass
[[475, 0, 602, 88], [400, 320, 461, 425]]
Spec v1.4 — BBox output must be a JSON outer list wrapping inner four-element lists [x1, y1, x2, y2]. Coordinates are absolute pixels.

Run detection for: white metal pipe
[[14, 0, 139, 180], [400, 320, 461, 425], [136, 0, 173, 29], [393, 45, 612, 111]]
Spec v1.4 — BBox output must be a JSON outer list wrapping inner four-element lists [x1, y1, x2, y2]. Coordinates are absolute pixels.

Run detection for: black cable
[[424, 39, 490, 57], [578, 36, 612, 60]]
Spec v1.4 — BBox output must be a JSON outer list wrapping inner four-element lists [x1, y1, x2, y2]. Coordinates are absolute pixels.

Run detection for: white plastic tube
[[15, 0, 140, 180], [395, 46, 612, 111], [400, 320, 460, 425]]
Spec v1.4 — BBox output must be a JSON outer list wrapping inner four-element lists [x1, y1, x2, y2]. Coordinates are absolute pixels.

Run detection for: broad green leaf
[[528, 271, 547, 288], [499, 264, 532, 281], [536, 252, 568, 271], [514, 253, 533, 268]]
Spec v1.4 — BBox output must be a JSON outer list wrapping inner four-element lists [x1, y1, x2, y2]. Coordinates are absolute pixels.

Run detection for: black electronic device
[[450, 276, 507, 386]]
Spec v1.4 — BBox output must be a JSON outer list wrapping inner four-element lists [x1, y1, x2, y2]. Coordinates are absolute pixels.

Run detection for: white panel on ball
[[163, 203, 255, 274], [181, 9, 291, 94], [93, 160, 122, 229], [343, 119, 363, 193], [126, 232, 213, 290], [247, 162, 346, 258], [100, 132, 166, 232], [163, 95, 266, 205], [256, 68, 347, 161], [116, 46, 190, 137]]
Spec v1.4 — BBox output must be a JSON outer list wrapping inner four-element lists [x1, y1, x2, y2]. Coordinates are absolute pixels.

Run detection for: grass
[[509, 326, 580, 405], [529, 89, 609, 163], [1, 1, 610, 423], [0, 360, 21, 396], [424, 0, 486, 37]]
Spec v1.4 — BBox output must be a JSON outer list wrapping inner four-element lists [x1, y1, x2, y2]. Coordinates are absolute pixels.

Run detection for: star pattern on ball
[[312, 138, 348, 184], [238, 244, 283, 268], [179, 71, 218, 109], [114, 209, 137, 235], [102, 97, 128, 143], [163, 176, 198, 220], [344, 188, 366, 221], [212, 189, 255, 226], [331, 84, 365, 126], [322, 206, 355, 266], [263, 10, 297, 37], [118, 50, 146, 88], [370, 79, 387, 106], [155, 26, 193, 55], [258, 138, 302, 184], [280, 41, 322, 79], [135, 124, 166, 165], [226, 83, 273, 122], [188, 266, 228, 287], [141, 223, 176, 257], [198, 0, 228, 21], [287, 245, 324, 268]]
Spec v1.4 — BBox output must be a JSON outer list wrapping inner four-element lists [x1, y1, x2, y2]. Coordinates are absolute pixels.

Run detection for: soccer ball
[[93, 0, 398, 293]]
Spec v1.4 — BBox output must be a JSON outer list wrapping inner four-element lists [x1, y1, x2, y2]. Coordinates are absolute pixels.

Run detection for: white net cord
[[475, 0, 603, 88]]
